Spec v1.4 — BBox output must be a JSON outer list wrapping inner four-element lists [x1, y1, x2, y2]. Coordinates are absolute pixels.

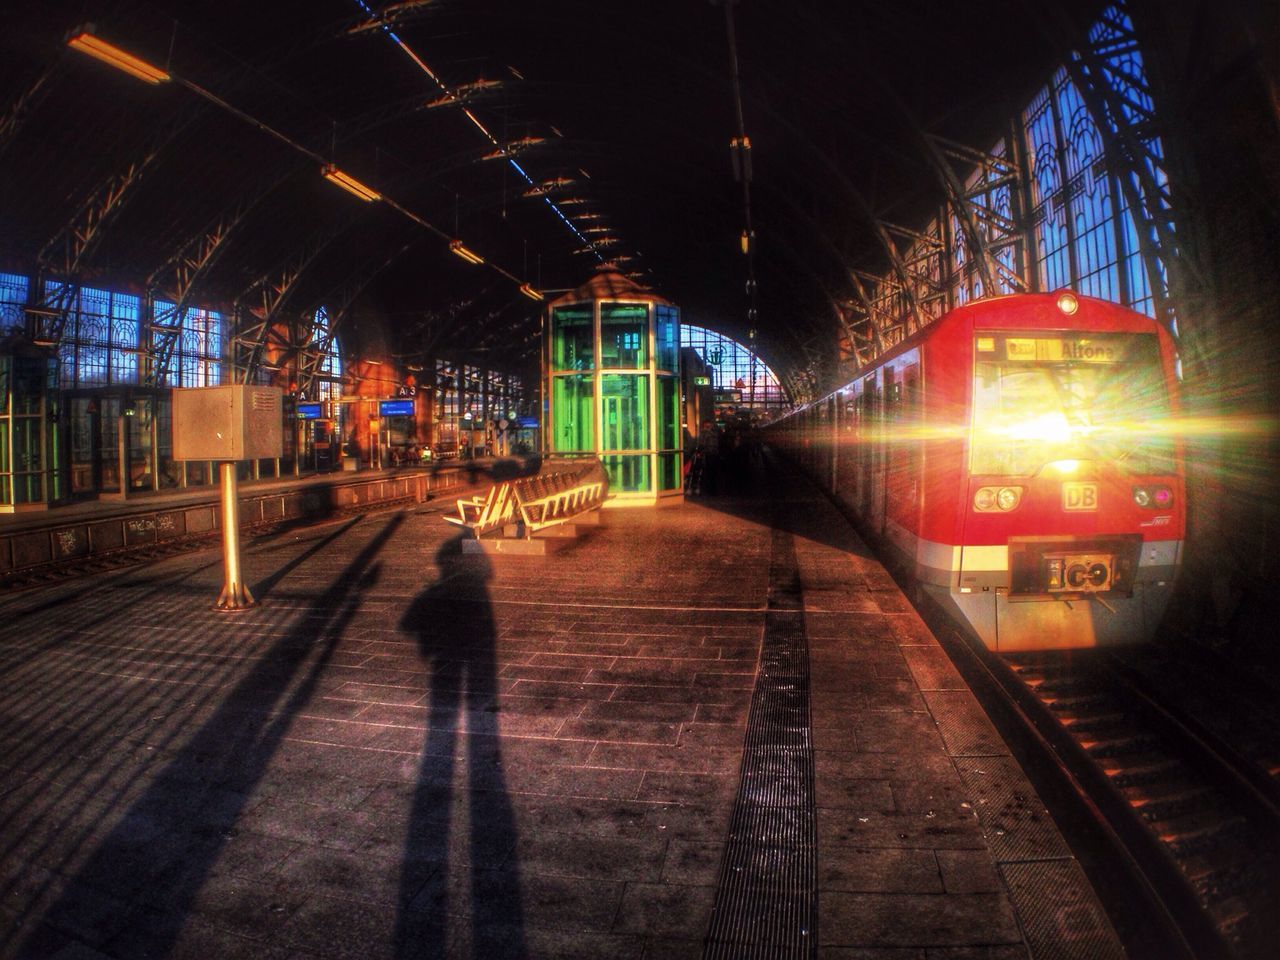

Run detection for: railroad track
[[1000, 648, 1280, 960], [930, 624, 1280, 959], [0, 495, 420, 593]]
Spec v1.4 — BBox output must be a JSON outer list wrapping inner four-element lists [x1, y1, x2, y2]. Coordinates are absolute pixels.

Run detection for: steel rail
[[1100, 652, 1280, 833], [924, 616, 1221, 960]]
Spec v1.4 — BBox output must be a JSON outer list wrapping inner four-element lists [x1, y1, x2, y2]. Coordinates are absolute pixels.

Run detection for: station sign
[[517, 416, 540, 429], [378, 399, 415, 417], [297, 402, 323, 420]]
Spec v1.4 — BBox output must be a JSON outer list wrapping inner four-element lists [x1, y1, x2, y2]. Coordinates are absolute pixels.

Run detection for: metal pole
[[215, 460, 255, 610]]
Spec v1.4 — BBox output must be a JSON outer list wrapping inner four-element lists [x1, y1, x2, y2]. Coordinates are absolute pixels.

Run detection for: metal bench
[[511, 462, 607, 537], [442, 481, 516, 538], [442, 460, 608, 551]]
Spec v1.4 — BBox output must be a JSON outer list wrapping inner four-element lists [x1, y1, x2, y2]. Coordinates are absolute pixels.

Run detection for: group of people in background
[[685, 414, 759, 496]]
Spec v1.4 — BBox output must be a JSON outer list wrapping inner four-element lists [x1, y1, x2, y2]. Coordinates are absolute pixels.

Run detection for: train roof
[[801, 292, 1175, 409]]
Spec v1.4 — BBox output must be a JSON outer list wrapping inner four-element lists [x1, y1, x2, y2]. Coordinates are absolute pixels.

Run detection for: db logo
[[1062, 482, 1098, 511]]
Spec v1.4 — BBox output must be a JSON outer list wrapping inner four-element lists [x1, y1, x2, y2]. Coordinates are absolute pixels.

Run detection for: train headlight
[[1056, 291, 1079, 315], [996, 487, 1022, 511], [1132, 485, 1173, 509], [974, 485, 1023, 512]]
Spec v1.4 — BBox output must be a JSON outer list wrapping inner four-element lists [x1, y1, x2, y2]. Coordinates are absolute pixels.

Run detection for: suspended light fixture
[[518, 283, 544, 302], [449, 240, 484, 265], [66, 26, 170, 84], [321, 165, 381, 202]]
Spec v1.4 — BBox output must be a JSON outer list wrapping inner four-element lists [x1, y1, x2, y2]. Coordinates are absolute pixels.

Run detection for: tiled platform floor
[[0, 457, 1121, 959]]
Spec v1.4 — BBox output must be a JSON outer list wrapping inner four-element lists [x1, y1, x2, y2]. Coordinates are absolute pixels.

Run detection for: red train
[[771, 292, 1185, 651]]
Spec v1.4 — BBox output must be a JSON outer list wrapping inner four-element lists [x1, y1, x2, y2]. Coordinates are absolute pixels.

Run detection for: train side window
[[903, 363, 920, 409], [863, 374, 879, 420], [886, 382, 902, 419]]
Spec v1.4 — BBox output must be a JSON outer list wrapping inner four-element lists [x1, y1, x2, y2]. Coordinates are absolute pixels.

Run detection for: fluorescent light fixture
[[518, 283, 544, 302], [322, 165, 381, 202], [449, 240, 484, 265], [67, 26, 170, 84]]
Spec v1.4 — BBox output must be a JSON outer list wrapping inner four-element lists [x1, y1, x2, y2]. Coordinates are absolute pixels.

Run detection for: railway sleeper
[[1184, 852, 1275, 905], [1057, 711, 1128, 735], [1100, 752, 1184, 787], [1025, 675, 1096, 698], [1155, 809, 1250, 858], [1079, 732, 1162, 758], [1044, 692, 1113, 714], [1124, 782, 1214, 823], [1206, 896, 1258, 952]]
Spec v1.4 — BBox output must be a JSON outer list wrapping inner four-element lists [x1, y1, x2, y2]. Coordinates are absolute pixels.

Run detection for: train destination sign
[[981, 334, 1145, 364], [296, 403, 322, 420]]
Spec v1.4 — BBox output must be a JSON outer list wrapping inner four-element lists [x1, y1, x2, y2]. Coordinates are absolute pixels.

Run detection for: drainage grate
[[704, 527, 817, 959]]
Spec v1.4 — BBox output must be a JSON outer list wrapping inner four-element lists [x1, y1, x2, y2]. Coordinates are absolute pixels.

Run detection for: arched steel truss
[[229, 217, 358, 383], [24, 134, 174, 345], [838, 2, 1186, 388], [293, 240, 419, 398], [1058, 8, 1197, 349]]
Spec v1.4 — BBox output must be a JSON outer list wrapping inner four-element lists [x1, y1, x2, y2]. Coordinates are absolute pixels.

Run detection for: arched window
[[848, 0, 1172, 378], [313, 307, 342, 401], [680, 323, 788, 413]]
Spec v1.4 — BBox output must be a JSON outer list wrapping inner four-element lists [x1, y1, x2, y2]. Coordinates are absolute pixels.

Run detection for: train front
[[938, 294, 1185, 651]]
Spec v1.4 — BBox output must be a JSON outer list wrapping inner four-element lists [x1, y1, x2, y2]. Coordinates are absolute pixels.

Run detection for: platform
[[0, 457, 1122, 959]]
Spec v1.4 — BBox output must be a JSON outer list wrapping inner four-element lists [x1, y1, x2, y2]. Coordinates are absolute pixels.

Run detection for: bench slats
[[443, 462, 608, 541]]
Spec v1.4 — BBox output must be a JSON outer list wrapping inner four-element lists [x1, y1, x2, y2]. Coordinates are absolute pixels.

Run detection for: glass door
[[127, 397, 155, 491], [69, 397, 99, 496], [99, 398, 121, 492]]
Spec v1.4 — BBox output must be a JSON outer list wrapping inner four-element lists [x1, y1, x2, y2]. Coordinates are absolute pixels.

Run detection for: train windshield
[[970, 332, 1174, 476]]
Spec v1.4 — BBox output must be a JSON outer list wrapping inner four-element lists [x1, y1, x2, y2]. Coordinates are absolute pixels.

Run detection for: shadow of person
[[10, 514, 403, 960], [395, 536, 526, 960]]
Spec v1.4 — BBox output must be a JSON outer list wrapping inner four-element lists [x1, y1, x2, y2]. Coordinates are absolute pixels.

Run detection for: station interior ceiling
[[2, 0, 1114, 382]]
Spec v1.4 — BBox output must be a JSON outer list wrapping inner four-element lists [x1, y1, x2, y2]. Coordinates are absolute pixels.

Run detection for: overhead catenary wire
[[349, 0, 601, 264], [721, 0, 761, 345]]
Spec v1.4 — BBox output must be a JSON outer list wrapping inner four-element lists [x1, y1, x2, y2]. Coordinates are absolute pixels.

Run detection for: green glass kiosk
[[544, 271, 682, 504]]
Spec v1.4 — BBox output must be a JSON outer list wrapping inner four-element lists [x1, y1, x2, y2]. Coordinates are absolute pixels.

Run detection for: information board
[[378, 399, 415, 417]]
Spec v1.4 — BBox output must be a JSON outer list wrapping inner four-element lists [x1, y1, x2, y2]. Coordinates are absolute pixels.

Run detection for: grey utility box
[[172, 385, 284, 461]]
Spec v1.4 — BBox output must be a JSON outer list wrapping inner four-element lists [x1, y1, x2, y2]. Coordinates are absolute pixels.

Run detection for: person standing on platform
[[697, 419, 722, 495]]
